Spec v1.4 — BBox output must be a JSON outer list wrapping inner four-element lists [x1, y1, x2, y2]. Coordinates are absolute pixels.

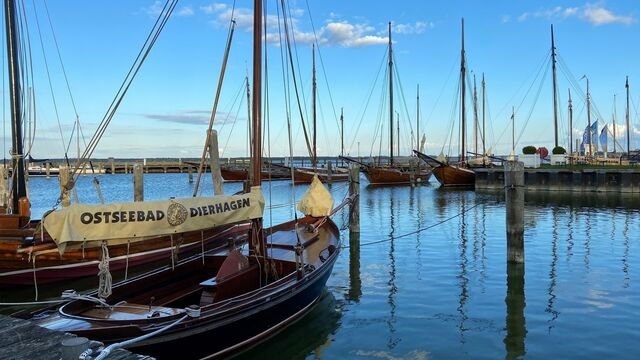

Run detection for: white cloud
[[516, 3, 636, 26], [201, 6, 428, 48]]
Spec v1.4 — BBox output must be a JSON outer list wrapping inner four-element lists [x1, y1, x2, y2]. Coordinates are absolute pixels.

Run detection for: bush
[[522, 146, 537, 154], [552, 146, 566, 155]]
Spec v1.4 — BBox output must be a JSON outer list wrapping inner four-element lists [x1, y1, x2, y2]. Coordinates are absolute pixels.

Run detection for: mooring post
[[188, 166, 193, 183], [110, 158, 115, 174], [327, 160, 333, 183], [504, 261, 525, 358], [505, 160, 524, 263], [58, 165, 72, 207], [133, 163, 144, 202], [349, 163, 360, 233], [208, 129, 224, 196]]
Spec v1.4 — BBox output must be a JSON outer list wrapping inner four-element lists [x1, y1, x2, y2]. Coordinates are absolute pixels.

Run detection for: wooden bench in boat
[[80, 302, 186, 321]]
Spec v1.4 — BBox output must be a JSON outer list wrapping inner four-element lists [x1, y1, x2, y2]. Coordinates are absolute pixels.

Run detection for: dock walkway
[[0, 314, 153, 360]]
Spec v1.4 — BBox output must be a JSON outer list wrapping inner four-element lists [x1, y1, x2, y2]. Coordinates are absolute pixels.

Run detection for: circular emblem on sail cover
[[166, 202, 188, 226]]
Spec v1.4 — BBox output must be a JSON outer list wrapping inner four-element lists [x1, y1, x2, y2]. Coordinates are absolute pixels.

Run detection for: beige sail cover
[[44, 186, 264, 253], [297, 175, 334, 217]]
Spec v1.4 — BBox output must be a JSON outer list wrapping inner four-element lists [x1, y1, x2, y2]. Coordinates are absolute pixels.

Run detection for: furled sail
[[44, 186, 264, 253]]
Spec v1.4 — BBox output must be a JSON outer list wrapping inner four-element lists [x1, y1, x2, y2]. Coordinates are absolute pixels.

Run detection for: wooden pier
[[0, 314, 153, 360], [475, 167, 640, 193]]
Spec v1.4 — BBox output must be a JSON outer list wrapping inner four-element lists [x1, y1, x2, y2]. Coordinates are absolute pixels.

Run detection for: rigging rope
[[97, 241, 112, 299]]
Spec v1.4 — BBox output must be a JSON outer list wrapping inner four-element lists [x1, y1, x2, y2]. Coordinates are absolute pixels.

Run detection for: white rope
[[97, 241, 112, 299], [31, 257, 39, 301], [124, 241, 130, 280]]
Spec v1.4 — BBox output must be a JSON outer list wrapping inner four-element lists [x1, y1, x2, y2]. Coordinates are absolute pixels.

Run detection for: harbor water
[[11, 173, 640, 359]]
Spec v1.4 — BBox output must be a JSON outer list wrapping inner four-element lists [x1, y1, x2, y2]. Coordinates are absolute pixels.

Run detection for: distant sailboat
[[347, 22, 431, 186], [415, 18, 475, 187]]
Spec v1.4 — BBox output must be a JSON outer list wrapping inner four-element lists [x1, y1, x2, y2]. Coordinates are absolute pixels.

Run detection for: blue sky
[[4, 0, 639, 160]]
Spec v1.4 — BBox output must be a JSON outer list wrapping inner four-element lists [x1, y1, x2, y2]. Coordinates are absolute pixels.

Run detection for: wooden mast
[[388, 22, 394, 166], [460, 18, 466, 163], [626, 76, 630, 155], [568, 89, 573, 157], [551, 24, 559, 148], [312, 44, 317, 169], [4, 0, 27, 216], [250, 0, 264, 258]]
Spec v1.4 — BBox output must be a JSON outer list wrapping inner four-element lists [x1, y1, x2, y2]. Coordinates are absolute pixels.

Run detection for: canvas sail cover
[[297, 175, 333, 217], [44, 186, 264, 253]]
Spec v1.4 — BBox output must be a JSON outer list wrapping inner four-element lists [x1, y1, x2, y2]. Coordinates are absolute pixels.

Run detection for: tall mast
[[473, 74, 478, 156], [482, 73, 486, 163], [551, 24, 559, 148], [568, 89, 573, 156], [460, 18, 466, 163], [312, 44, 317, 168], [613, 94, 617, 154], [416, 84, 420, 153], [340, 107, 344, 159], [626, 76, 630, 155], [249, 0, 264, 259], [388, 22, 394, 165], [4, 0, 27, 214], [586, 77, 592, 157]]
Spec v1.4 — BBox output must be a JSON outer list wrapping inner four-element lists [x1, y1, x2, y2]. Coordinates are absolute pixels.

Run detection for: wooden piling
[[133, 163, 144, 202], [58, 166, 72, 207], [208, 130, 223, 196], [349, 164, 360, 232], [505, 160, 524, 263]]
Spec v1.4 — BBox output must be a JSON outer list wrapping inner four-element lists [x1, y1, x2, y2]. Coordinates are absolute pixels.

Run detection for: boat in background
[[417, 18, 475, 188], [347, 23, 431, 186]]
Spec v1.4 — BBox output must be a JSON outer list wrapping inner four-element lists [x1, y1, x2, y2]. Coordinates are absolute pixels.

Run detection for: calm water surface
[[18, 173, 640, 359]]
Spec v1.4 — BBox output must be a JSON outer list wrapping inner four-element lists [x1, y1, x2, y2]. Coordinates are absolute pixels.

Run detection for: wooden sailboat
[[0, 0, 251, 288], [355, 22, 431, 186], [415, 18, 475, 187], [25, 1, 350, 358], [281, 45, 349, 184]]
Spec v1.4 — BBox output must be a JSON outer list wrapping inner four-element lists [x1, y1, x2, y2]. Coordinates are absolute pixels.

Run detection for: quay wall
[[475, 168, 640, 193]]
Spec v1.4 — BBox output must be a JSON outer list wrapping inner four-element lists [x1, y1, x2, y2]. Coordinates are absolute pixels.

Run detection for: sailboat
[[275, 45, 349, 184], [349, 22, 431, 186], [0, 0, 252, 287], [414, 18, 475, 187], [24, 1, 350, 358]]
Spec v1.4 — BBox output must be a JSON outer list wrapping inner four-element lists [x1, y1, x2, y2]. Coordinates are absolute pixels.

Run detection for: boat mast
[[416, 84, 420, 153], [4, 0, 27, 214], [626, 76, 630, 155], [586, 77, 592, 157], [568, 89, 573, 156], [482, 73, 486, 165], [551, 24, 559, 148], [312, 44, 317, 169], [460, 18, 466, 163], [613, 94, 617, 154], [250, 0, 264, 257], [473, 74, 478, 156], [388, 22, 394, 166]]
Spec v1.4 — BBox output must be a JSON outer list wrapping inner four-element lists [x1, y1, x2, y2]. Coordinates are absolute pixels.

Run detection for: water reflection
[[234, 290, 341, 359], [504, 262, 526, 360], [457, 194, 469, 343], [387, 189, 399, 350], [348, 231, 362, 302], [547, 207, 559, 332]]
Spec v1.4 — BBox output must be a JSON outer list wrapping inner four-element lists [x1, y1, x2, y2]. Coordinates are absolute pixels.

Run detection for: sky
[[3, 0, 640, 160]]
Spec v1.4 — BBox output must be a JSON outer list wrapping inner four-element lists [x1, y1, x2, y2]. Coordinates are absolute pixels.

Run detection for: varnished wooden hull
[[363, 166, 432, 185], [432, 164, 476, 187], [291, 168, 350, 184], [29, 215, 341, 360], [220, 167, 290, 182], [0, 223, 250, 286]]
